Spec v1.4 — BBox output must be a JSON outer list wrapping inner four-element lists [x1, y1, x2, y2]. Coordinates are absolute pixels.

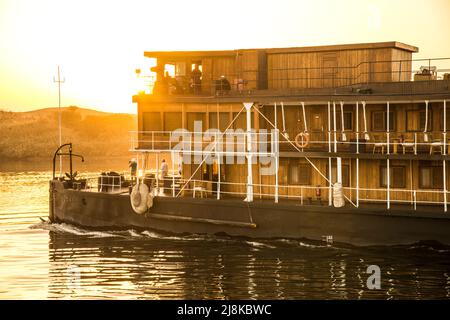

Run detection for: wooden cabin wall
[[267, 48, 412, 89], [240, 50, 258, 90], [138, 100, 449, 205], [391, 48, 413, 82]]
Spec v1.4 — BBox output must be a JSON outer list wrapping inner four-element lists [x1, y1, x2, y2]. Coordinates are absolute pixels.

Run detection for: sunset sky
[[1, 0, 450, 114]]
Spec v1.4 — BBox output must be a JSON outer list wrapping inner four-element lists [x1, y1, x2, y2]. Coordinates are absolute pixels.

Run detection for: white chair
[[193, 181, 207, 198]]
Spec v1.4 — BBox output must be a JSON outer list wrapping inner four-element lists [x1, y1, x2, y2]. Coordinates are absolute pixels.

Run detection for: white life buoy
[[130, 183, 149, 214]]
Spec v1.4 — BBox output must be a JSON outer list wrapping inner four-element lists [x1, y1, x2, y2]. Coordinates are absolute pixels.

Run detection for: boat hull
[[50, 180, 450, 246]]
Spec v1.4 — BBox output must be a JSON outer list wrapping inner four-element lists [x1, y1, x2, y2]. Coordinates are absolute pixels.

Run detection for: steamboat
[[49, 41, 450, 246]]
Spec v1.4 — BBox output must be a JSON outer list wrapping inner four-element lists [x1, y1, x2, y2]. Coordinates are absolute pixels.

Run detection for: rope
[[301, 102, 308, 132], [175, 105, 246, 197], [281, 102, 287, 137], [362, 101, 370, 141], [340, 101, 347, 141], [254, 104, 356, 207], [424, 100, 429, 142]]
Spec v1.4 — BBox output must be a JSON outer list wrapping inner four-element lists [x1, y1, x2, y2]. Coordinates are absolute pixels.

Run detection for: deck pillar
[[444, 160, 447, 212], [274, 103, 279, 203], [444, 100, 447, 155], [244, 102, 254, 202], [387, 158, 390, 210], [328, 102, 332, 206]]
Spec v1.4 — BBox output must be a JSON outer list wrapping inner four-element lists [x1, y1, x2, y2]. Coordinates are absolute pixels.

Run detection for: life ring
[[130, 183, 149, 214], [294, 132, 310, 148]]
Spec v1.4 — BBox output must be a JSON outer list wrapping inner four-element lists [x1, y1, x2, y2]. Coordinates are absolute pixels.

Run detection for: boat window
[[380, 166, 406, 188], [288, 162, 310, 185], [371, 111, 395, 131], [335, 111, 353, 131], [209, 112, 230, 131], [187, 112, 206, 132], [406, 109, 432, 132], [419, 165, 443, 189], [327, 164, 350, 187], [164, 112, 182, 131], [143, 112, 162, 131]]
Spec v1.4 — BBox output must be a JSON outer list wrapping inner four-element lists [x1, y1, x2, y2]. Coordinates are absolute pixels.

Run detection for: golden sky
[[0, 0, 449, 114]]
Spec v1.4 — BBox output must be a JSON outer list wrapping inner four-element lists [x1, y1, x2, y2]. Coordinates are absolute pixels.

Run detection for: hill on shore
[[0, 106, 137, 161]]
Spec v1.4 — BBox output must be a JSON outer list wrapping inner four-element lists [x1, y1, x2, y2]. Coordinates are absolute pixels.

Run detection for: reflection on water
[[0, 170, 450, 299]]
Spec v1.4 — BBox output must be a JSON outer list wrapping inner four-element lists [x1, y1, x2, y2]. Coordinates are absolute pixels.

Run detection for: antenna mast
[[53, 66, 65, 176]]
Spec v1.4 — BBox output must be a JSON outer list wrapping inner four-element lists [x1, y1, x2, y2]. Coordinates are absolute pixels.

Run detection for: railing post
[[444, 160, 447, 212], [444, 100, 447, 155]]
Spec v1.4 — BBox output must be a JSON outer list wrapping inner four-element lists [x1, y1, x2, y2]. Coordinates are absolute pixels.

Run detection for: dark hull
[[50, 181, 450, 246]]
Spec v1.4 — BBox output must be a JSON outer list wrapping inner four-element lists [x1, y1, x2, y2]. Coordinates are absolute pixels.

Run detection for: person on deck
[[160, 159, 169, 178], [129, 158, 137, 183], [190, 64, 202, 94]]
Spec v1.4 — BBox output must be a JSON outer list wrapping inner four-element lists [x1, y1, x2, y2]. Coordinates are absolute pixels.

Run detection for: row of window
[[142, 111, 252, 132], [281, 161, 444, 189], [332, 110, 442, 132], [143, 109, 449, 133]]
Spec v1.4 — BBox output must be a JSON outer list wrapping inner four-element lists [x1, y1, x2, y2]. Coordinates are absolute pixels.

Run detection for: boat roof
[[144, 41, 419, 58]]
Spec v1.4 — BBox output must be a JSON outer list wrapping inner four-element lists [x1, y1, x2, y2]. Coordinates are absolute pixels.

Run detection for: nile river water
[[1, 162, 450, 299]]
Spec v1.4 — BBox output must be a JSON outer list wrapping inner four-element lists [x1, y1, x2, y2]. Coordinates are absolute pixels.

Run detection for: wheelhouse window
[[380, 166, 406, 188], [372, 111, 395, 131]]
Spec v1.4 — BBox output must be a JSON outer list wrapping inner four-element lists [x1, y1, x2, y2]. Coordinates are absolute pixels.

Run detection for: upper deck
[[133, 41, 450, 103]]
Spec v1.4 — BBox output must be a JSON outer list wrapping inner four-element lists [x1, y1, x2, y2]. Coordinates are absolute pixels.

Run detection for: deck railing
[[72, 174, 449, 212], [137, 57, 450, 95], [130, 130, 450, 156]]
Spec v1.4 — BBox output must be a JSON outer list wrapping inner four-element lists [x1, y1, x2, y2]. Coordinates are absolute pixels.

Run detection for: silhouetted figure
[[190, 64, 202, 94]]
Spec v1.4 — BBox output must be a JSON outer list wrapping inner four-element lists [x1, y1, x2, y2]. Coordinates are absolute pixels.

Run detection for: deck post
[[387, 158, 390, 210], [172, 151, 175, 197], [274, 103, 279, 203], [244, 102, 254, 202], [328, 102, 332, 206], [444, 160, 447, 212], [217, 132, 221, 200], [356, 102, 359, 154], [356, 101, 359, 207], [444, 100, 447, 156], [156, 153, 160, 195], [386, 101, 390, 155]]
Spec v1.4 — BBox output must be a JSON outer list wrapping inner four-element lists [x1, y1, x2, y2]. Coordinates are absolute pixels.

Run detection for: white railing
[[129, 130, 450, 156], [70, 172, 450, 211], [129, 130, 277, 156]]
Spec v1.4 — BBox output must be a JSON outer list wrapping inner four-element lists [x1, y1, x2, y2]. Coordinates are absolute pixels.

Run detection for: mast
[[53, 66, 65, 177]]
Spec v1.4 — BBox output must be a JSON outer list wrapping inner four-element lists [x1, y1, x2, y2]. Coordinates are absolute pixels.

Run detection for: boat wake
[[30, 220, 337, 250]]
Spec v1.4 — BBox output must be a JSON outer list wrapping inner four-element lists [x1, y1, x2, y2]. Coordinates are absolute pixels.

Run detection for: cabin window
[[335, 112, 353, 131], [143, 112, 162, 131], [164, 112, 182, 131], [440, 107, 450, 131], [380, 166, 406, 188], [288, 162, 310, 185], [371, 111, 395, 131], [406, 110, 432, 131], [186, 112, 206, 132], [278, 160, 289, 185], [209, 112, 230, 131], [419, 165, 443, 189], [232, 112, 253, 130], [327, 165, 350, 187]]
